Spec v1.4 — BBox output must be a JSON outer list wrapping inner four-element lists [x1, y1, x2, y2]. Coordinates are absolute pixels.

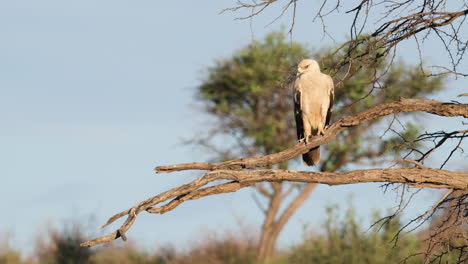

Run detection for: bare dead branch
[[156, 98, 468, 173], [255, 183, 274, 198], [274, 183, 317, 233], [413, 129, 468, 165], [81, 166, 468, 247], [417, 189, 455, 222], [421, 190, 468, 262], [80, 98, 468, 247], [399, 158, 427, 169], [226, 1, 468, 75]]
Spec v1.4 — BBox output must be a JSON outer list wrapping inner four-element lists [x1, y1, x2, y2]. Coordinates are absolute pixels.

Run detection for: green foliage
[[0, 250, 22, 264], [283, 206, 422, 264], [54, 233, 92, 264], [382, 123, 421, 156], [318, 43, 443, 171], [90, 244, 172, 264], [382, 65, 444, 101], [199, 31, 309, 155], [319, 37, 444, 115], [167, 237, 258, 264], [1, 212, 461, 264], [0, 31, 451, 264], [197, 31, 444, 171], [36, 228, 93, 264]]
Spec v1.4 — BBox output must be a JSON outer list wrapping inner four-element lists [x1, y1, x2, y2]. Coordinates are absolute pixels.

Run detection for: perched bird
[[293, 59, 334, 166]]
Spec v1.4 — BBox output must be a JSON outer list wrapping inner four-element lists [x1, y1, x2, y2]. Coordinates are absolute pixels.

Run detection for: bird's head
[[297, 59, 320, 75]]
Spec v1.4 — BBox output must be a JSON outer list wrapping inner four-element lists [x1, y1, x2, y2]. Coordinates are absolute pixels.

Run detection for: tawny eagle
[[293, 59, 334, 166]]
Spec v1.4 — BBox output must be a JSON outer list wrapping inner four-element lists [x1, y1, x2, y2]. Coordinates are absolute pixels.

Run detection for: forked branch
[[156, 98, 468, 173], [81, 98, 468, 247]]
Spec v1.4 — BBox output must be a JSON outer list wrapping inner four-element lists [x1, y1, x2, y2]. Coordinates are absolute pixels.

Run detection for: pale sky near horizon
[[1, 0, 467, 255]]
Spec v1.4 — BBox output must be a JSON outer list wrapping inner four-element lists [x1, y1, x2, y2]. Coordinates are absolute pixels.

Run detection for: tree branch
[[82, 167, 468, 247], [156, 98, 468, 173], [274, 183, 317, 234], [81, 98, 468, 247]]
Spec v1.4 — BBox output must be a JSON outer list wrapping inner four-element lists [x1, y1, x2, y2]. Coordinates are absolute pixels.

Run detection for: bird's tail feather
[[303, 146, 320, 166]]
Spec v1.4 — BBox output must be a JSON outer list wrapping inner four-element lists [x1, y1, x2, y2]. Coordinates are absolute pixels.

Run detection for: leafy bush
[[282, 205, 422, 264]]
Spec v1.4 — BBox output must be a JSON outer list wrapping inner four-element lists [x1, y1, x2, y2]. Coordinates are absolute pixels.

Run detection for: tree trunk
[[257, 183, 317, 261], [257, 182, 282, 260]]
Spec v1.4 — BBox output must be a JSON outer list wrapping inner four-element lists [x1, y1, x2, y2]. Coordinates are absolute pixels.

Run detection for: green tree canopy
[[198, 32, 444, 170], [196, 31, 445, 260]]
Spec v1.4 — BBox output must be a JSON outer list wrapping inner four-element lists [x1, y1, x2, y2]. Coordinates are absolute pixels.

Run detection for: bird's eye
[[305, 65, 309, 68]]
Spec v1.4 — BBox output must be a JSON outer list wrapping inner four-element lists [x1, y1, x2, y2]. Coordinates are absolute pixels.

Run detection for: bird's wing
[[325, 75, 334, 126], [295, 74, 321, 166], [293, 82, 304, 140]]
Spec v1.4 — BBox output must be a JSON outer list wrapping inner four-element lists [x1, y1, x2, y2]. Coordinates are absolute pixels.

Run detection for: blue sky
[[1, 0, 466, 255]]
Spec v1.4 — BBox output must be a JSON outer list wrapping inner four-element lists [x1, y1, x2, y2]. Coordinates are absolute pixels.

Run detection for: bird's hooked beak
[[297, 67, 304, 76]]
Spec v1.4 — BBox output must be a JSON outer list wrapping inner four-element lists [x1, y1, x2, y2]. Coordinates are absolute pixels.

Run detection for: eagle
[[293, 59, 334, 166]]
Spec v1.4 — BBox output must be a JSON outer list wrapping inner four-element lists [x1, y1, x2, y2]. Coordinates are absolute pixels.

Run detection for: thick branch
[[227, 1, 468, 73], [274, 183, 317, 234], [81, 167, 468, 247], [156, 98, 468, 173], [200, 168, 468, 190], [81, 98, 468, 247]]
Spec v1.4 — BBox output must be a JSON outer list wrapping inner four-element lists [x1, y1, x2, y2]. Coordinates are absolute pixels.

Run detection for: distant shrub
[[35, 226, 93, 264], [283, 205, 422, 264], [167, 232, 258, 264]]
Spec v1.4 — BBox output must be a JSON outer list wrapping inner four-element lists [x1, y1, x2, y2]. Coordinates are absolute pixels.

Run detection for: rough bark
[[257, 183, 317, 260], [257, 183, 283, 260], [156, 98, 468, 173], [81, 98, 468, 247], [81, 167, 468, 247]]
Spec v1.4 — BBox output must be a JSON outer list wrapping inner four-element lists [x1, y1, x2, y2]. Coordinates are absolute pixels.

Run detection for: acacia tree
[[195, 32, 308, 260], [193, 32, 443, 260], [82, 1, 468, 263]]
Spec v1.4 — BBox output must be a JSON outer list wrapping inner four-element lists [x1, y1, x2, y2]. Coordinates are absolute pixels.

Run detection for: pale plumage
[[294, 59, 334, 166]]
